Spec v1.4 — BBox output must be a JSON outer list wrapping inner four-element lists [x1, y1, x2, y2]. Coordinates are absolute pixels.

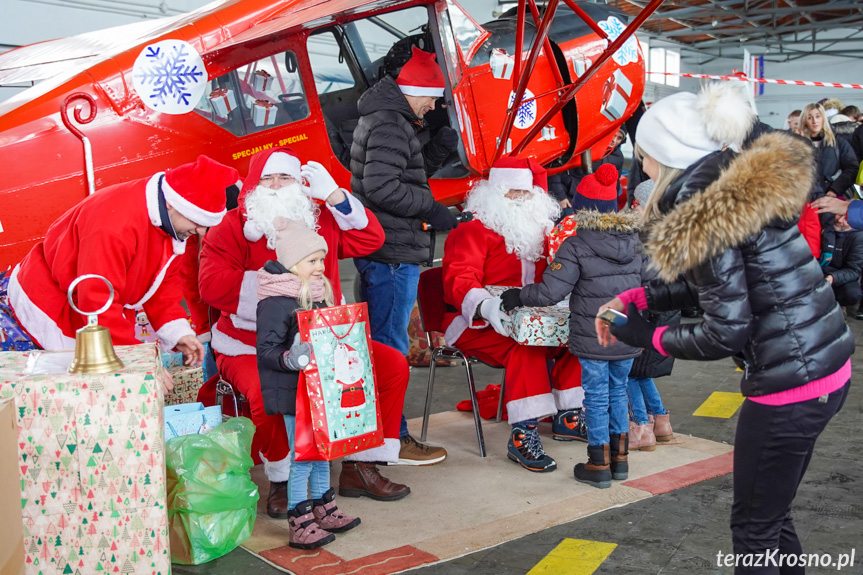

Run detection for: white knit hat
[[636, 83, 756, 170]]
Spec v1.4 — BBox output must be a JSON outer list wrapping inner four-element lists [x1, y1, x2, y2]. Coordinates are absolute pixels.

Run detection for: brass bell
[[67, 274, 125, 374]]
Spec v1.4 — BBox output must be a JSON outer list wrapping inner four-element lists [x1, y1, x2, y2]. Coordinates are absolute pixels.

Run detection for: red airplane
[[0, 0, 662, 270]]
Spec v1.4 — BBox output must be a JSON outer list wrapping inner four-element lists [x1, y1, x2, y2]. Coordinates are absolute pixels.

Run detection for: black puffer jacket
[[629, 254, 679, 380], [256, 261, 327, 416], [350, 75, 440, 264], [643, 131, 855, 397], [520, 210, 643, 360], [810, 136, 858, 199]]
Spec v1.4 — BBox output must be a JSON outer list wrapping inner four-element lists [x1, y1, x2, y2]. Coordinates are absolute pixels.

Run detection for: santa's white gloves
[[300, 161, 339, 202], [282, 334, 312, 371], [479, 297, 509, 337]]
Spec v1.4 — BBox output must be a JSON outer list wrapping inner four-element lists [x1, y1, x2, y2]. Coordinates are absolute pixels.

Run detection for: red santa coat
[[8, 175, 194, 350], [442, 218, 547, 345], [199, 147, 385, 355]]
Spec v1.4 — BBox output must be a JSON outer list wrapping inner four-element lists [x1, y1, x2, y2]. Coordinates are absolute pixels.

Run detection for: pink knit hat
[[272, 217, 328, 270]]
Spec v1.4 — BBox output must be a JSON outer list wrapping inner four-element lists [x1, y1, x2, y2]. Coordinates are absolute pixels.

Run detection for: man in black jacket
[[823, 212, 863, 316], [350, 47, 457, 465]]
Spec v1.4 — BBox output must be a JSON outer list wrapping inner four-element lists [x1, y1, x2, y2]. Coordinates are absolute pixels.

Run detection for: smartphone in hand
[[597, 308, 628, 326]]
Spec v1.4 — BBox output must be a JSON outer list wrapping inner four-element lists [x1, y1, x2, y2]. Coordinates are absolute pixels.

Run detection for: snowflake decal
[[598, 16, 638, 66], [132, 39, 207, 115], [509, 88, 537, 130]]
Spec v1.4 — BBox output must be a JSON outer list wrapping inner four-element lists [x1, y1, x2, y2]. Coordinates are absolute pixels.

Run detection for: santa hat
[[163, 155, 237, 227], [396, 47, 445, 98], [487, 156, 548, 192], [272, 216, 328, 270], [571, 163, 618, 213], [636, 83, 755, 170], [261, 150, 302, 182]]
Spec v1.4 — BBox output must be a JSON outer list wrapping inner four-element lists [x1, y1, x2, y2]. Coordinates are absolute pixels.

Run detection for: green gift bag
[[165, 417, 259, 565]]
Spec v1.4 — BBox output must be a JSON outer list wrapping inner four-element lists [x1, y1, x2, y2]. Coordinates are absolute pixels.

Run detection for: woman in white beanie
[[596, 83, 853, 573]]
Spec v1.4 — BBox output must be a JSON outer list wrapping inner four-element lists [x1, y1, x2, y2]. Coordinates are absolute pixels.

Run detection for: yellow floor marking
[[526, 538, 617, 574], [693, 391, 745, 418]]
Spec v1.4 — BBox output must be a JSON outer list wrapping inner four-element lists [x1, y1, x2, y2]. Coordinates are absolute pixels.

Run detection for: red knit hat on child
[[396, 47, 446, 98], [163, 155, 238, 227], [571, 163, 619, 213]]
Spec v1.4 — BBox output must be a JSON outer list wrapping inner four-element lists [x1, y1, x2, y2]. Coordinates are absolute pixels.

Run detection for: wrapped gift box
[[600, 68, 633, 122], [164, 403, 222, 440], [0, 345, 170, 575], [489, 48, 514, 80], [208, 88, 237, 117], [486, 286, 570, 347], [164, 364, 204, 406], [0, 399, 25, 575], [252, 99, 277, 127], [252, 69, 273, 91]]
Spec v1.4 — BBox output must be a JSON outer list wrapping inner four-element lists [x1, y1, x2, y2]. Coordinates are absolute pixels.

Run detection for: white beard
[[464, 180, 560, 262], [244, 183, 320, 249]]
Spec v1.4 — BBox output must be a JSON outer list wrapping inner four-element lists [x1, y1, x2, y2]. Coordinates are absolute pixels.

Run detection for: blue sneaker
[[552, 408, 588, 442], [507, 424, 557, 472]]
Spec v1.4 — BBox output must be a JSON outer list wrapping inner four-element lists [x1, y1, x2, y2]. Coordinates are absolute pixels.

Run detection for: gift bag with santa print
[[293, 303, 384, 461]]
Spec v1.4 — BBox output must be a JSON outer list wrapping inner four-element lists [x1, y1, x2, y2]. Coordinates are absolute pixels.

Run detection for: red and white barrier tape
[[651, 71, 863, 90]]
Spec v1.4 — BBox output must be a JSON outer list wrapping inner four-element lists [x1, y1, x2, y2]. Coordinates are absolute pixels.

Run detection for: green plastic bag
[[165, 417, 259, 565]]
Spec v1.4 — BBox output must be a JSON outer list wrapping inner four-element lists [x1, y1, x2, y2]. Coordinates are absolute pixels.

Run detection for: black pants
[[832, 281, 861, 307], [731, 382, 850, 574]]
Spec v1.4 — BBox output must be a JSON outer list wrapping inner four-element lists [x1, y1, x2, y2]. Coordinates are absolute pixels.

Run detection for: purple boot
[[288, 500, 335, 549], [313, 488, 361, 533]]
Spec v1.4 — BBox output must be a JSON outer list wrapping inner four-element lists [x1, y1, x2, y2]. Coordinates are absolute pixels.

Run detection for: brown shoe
[[338, 461, 410, 501], [649, 413, 673, 442], [267, 480, 289, 519], [389, 434, 447, 466], [629, 421, 657, 451]]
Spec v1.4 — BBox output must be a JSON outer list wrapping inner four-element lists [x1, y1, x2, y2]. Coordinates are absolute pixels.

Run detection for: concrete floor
[[176, 243, 863, 574]]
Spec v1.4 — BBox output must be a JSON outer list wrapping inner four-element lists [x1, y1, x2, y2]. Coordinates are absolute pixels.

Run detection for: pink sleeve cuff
[[652, 326, 670, 357], [618, 287, 648, 311]]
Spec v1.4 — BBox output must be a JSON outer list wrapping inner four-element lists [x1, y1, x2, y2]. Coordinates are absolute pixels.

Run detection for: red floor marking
[[622, 452, 734, 495], [259, 544, 439, 575]]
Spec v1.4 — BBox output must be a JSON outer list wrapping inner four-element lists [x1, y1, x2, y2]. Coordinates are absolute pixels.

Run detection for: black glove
[[424, 126, 459, 167], [609, 303, 658, 351], [426, 202, 459, 231], [500, 288, 523, 312]]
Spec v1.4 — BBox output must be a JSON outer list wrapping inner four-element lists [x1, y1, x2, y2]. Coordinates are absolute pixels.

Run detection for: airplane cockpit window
[[445, 0, 489, 64], [194, 50, 310, 136]]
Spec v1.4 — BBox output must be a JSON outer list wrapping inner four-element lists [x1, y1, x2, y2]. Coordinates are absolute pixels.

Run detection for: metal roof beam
[[662, 12, 863, 39]]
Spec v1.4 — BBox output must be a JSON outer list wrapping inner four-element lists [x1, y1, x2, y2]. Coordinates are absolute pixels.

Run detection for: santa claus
[[199, 148, 416, 515], [442, 157, 584, 473]]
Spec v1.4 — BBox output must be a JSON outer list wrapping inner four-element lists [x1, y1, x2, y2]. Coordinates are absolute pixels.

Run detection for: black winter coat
[[520, 210, 643, 360], [824, 228, 863, 287], [549, 146, 625, 203], [629, 252, 679, 379], [350, 75, 440, 264], [810, 136, 858, 199], [256, 261, 327, 416], [850, 123, 863, 164], [643, 131, 855, 397]]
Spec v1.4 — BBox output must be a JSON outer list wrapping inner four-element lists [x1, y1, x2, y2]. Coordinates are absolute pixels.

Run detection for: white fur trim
[[260, 453, 292, 482], [6, 265, 75, 350], [553, 386, 584, 411], [343, 437, 400, 463], [162, 175, 227, 227], [243, 219, 265, 242], [230, 314, 257, 331], [507, 393, 556, 425], [521, 259, 535, 286], [444, 287, 493, 346], [237, 270, 259, 322], [210, 323, 256, 356], [443, 315, 468, 346], [326, 191, 369, 231], [124, 254, 180, 310], [261, 152, 301, 180], [398, 85, 444, 97], [154, 317, 194, 352], [197, 331, 212, 343], [489, 167, 532, 191]]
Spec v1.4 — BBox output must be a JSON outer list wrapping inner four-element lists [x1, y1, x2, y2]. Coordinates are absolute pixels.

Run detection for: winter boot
[[266, 480, 289, 519], [609, 433, 629, 480], [573, 444, 611, 489], [288, 500, 335, 549], [649, 413, 673, 442], [552, 408, 588, 442], [312, 488, 361, 533], [507, 424, 557, 472], [628, 420, 656, 451], [338, 461, 410, 501]]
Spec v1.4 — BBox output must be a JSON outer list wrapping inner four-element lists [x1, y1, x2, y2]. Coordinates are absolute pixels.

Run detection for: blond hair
[[634, 142, 682, 223], [288, 266, 335, 310], [799, 103, 837, 147]]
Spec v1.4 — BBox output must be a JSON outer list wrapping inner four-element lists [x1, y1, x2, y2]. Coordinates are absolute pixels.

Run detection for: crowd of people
[[0, 46, 856, 570]]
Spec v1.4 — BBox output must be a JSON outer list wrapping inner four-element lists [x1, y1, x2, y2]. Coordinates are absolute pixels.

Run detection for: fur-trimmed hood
[[645, 131, 815, 281], [574, 209, 640, 233]]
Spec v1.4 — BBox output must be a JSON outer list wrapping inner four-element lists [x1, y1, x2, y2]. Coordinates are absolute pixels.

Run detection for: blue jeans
[[283, 416, 330, 510], [355, 259, 419, 439], [627, 377, 667, 425], [580, 358, 634, 446]]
